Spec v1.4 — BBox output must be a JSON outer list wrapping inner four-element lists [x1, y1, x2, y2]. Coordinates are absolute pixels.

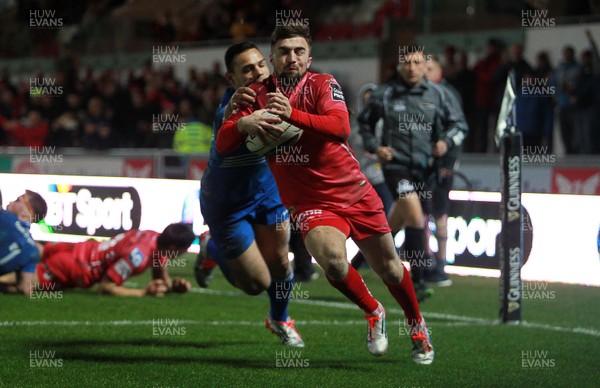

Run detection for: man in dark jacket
[[358, 46, 468, 299]]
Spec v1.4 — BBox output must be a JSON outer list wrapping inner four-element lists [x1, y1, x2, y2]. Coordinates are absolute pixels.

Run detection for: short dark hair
[[157, 223, 195, 250], [25, 190, 47, 223], [224, 41, 260, 72], [399, 45, 427, 63], [270, 25, 312, 48]]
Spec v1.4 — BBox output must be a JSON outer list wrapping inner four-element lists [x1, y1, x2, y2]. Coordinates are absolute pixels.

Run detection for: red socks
[[326, 265, 379, 314], [327, 263, 422, 325], [385, 264, 423, 325]]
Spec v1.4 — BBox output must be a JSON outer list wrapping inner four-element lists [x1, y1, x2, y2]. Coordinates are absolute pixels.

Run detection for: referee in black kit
[[358, 45, 468, 300]]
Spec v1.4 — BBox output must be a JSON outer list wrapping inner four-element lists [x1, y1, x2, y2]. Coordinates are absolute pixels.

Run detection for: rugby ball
[[245, 112, 303, 156]]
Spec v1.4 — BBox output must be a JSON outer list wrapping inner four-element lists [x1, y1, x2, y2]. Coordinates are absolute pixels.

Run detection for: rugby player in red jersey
[[218, 25, 434, 364], [1, 223, 195, 297]]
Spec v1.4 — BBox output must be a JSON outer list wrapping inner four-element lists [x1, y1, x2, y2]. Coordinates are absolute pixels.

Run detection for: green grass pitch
[[1, 253, 598, 387]]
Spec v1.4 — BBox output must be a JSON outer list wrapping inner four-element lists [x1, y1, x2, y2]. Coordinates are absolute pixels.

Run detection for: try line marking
[[1, 287, 598, 338], [0, 319, 598, 338]]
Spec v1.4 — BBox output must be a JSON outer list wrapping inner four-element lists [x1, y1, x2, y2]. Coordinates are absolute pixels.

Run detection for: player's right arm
[[98, 276, 168, 297], [217, 107, 283, 154], [223, 87, 257, 119]]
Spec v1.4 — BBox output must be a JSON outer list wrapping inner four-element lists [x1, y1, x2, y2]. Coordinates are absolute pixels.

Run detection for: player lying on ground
[[0, 190, 48, 295], [195, 41, 304, 347], [0, 223, 194, 297], [218, 25, 434, 364]]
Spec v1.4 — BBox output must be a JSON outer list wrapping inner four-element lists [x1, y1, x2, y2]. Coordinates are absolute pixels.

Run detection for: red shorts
[[291, 187, 391, 241], [37, 242, 93, 288]]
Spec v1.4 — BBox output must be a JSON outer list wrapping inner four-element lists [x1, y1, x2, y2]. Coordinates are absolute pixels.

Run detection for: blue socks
[[266, 270, 294, 322]]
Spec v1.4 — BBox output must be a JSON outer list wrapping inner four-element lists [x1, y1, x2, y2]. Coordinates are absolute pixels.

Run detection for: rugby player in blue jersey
[[195, 42, 303, 347], [0, 191, 47, 295]]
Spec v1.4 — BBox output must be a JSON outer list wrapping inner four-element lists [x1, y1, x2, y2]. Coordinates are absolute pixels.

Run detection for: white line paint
[[190, 287, 600, 338], [0, 319, 598, 339], [2, 287, 598, 338]]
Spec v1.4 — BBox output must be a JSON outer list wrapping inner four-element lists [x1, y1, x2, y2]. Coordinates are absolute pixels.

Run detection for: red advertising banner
[[123, 159, 153, 178], [551, 168, 600, 195], [187, 160, 208, 180]]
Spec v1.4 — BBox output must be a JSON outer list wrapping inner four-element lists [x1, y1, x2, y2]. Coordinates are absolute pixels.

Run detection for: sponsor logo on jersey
[[419, 102, 436, 110], [113, 259, 132, 279], [130, 248, 144, 268], [392, 101, 406, 112], [330, 82, 345, 101]]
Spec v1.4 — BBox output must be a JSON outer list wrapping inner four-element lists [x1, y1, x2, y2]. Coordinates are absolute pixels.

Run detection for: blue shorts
[[203, 194, 289, 260]]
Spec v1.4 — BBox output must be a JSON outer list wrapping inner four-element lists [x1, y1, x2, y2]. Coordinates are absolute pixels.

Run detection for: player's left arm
[[434, 88, 468, 157], [265, 77, 351, 141], [99, 245, 168, 297], [98, 276, 168, 297], [151, 259, 191, 294]]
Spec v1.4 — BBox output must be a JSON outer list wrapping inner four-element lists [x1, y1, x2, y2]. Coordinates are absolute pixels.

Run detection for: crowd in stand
[[419, 38, 600, 154], [0, 60, 228, 150], [1, 38, 599, 154]]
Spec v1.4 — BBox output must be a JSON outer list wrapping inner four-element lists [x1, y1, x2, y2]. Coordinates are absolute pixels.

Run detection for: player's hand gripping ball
[[245, 112, 303, 156]]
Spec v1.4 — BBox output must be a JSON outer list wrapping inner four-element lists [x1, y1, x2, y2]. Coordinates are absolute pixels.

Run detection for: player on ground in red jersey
[[0, 223, 194, 297], [218, 25, 434, 364]]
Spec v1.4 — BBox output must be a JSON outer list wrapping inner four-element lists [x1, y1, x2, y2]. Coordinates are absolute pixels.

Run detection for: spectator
[[49, 111, 80, 147], [451, 51, 476, 152], [4, 110, 49, 147], [0, 89, 18, 119], [172, 99, 212, 154], [517, 72, 553, 148], [532, 51, 555, 151], [552, 46, 580, 154], [574, 50, 596, 154], [230, 9, 257, 42], [473, 39, 503, 153], [442, 45, 458, 84], [0, 52, 233, 150], [496, 43, 534, 86], [535, 51, 554, 79]]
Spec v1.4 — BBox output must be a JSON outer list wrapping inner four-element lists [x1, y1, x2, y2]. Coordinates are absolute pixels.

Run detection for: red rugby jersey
[[72, 230, 163, 287], [218, 72, 370, 209]]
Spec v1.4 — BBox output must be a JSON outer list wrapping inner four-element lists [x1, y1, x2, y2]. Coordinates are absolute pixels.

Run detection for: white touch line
[[3, 287, 598, 338], [0, 320, 598, 338], [0, 320, 508, 328], [190, 287, 600, 338]]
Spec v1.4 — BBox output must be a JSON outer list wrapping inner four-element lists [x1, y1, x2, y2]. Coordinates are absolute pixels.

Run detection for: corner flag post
[[495, 70, 523, 323]]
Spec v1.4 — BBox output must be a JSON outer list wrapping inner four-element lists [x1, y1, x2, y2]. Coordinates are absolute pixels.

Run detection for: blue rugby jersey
[[200, 85, 280, 216], [0, 209, 39, 274]]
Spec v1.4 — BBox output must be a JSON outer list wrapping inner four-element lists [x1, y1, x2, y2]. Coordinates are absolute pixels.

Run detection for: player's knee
[[234, 270, 270, 295], [322, 257, 349, 281], [380, 265, 403, 284], [372, 253, 403, 283], [239, 280, 268, 296], [264, 252, 291, 278]]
